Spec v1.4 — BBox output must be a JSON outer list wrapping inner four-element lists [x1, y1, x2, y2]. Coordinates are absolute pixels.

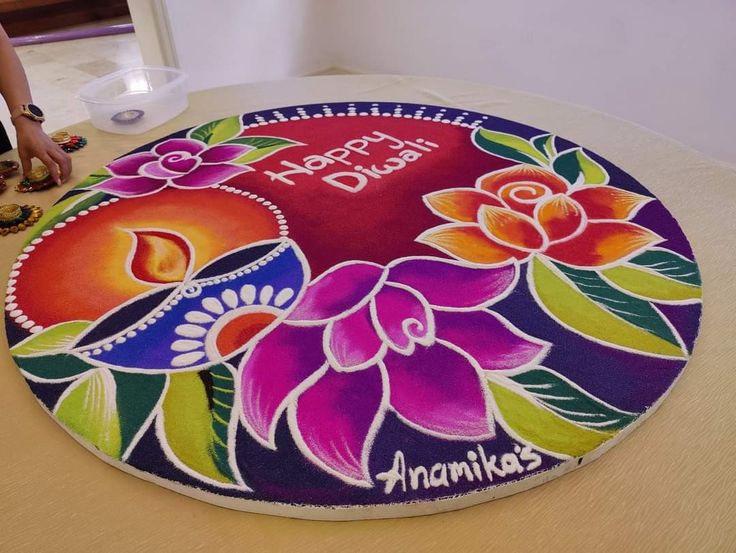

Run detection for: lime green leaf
[[15, 353, 94, 382], [11, 321, 91, 355], [55, 369, 122, 458], [472, 128, 548, 166], [531, 257, 686, 358], [489, 380, 613, 457], [628, 248, 701, 286], [510, 368, 637, 431], [189, 116, 242, 144], [24, 191, 106, 245], [73, 168, 112, 190], [602, 265, 701, 303], [552, 148, 609, 185], [112, 371, 166, 458], [531, 133, 556, 160], [159, 366, 243, 487], [226, 136, 303, 165]]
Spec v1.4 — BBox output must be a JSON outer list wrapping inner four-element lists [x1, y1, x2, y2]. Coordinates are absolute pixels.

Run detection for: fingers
[[38, 152, 61, 185], [50, 146, 72, 183], [20, 150, 32, 177]]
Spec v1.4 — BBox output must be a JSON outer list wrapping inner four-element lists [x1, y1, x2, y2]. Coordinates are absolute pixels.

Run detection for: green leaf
[[510, 368, 637, 431], [472, 128, 548, 166], [552, 148, 609, 185], [55, 369, 122, 458], [530, 257, 686, 358], [72, 168, 112, 190], [15, 352, 94, 382], [489, 380, 613, 457], [209, 363, 237, 480], [189, 116, 242, 144], [628, 248, 701, 286], [225, 136, 303, 165], [531, 133, 556, 160], [602, 265, 701, 303], [159, 365, 242, 487], [112, 371, 166, 458], [24, 190, 106, 245], [11, 321, 91, 355]]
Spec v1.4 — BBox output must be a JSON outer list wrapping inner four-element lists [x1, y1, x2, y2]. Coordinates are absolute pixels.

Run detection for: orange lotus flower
[[420, 165, 661, 268]]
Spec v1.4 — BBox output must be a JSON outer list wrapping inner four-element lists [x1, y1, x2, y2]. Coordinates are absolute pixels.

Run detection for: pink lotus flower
[[91, 138, 254, 197], [239, 257, 549, 486]]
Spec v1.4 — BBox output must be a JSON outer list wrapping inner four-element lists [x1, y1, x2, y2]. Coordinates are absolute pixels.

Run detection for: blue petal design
[[73, 240, 307, 371]]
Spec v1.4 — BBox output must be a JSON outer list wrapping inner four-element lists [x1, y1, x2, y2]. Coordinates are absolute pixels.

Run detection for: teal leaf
[[552, 148, 609, 185], [472, 128, 548, 166], [530, 258, 685, 358], [112, 371, 166, 458], [11, 321, 91, 355], [226, 136, 303, 165], [15, 353, 94, 382], [531, 133, 556, 160], [158, 364, 246, 488], [510, 368, 638, 431], [189, 116, 242, 144], [551, 261, 682, 349], [628, 248, 701, 286], [209, 363, 237, 480]]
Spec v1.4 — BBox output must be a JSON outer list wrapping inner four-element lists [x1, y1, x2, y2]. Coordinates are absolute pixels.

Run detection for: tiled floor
[[1, 31, 143, 147]]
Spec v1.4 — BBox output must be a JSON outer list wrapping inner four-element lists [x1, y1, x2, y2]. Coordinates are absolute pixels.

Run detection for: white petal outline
[[384, 339, 496, 442], [384, 255, 520, 312], [369, 282, 435, 356], [285, 364, 389, 488]]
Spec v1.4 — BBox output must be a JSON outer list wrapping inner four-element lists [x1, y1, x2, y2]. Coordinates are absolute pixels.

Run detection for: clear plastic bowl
[[78, 66, 188, 135]]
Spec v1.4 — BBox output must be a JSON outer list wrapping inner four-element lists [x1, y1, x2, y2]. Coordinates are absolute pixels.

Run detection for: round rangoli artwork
[[4, 103, 702, 519]]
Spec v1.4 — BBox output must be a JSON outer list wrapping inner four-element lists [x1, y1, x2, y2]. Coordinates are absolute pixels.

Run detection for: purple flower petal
[[199, 144, 253, 163], [327, 304, 384, 370], [91, 176, 164, 197], [107, 152, 159, 177], [240, 324, 326, 446], [140, 160, 181, 179], [387, 258, 517, 309], [171, 163, 251, 188], [384, 343, 493, 439], [292, 365, 384, 485], [372, 283, 432, 352], [153, 138, 205, 156], [288, 261, 384, 322], [435, 310, 549, 371], [160, 152, 200, 174]]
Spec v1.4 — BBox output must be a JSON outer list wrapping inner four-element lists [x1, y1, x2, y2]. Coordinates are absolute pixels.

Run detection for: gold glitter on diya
[[50, 131, 71, 145], [16, 166, 56, 193], [0, 203, 43, 236]]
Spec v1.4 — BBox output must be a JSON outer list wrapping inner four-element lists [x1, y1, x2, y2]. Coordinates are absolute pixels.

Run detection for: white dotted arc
[[5, 188, 288, 334]]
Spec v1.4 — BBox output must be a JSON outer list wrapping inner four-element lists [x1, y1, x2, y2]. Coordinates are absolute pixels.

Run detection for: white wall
[[130, 0, 736, 163], [159, 0, 331, 90], [327, 0, 736, 164]]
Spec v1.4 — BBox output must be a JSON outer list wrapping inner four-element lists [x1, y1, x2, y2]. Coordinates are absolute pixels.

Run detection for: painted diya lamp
[[0, 203, 43, 236], [0, 159, 19, 178], [16, 166, 57, 193]]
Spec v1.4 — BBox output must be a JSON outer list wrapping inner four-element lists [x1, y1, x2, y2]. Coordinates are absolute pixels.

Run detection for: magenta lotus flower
[[239, 256, 550, 487], [91, 138, 254, 196]]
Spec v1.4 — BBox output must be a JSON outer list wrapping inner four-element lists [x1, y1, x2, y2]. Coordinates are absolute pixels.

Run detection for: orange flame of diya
[[126, 229, 193, 284]]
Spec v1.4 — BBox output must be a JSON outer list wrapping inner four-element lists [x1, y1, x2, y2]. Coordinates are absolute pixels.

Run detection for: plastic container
[[78, 66, 188, 134]]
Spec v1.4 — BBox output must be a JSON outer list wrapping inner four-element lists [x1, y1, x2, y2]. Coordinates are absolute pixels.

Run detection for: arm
[[0, 24, 71, 184]]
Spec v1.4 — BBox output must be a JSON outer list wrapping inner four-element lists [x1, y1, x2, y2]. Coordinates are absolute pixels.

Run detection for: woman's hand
[[14, 117, 72, 184]]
